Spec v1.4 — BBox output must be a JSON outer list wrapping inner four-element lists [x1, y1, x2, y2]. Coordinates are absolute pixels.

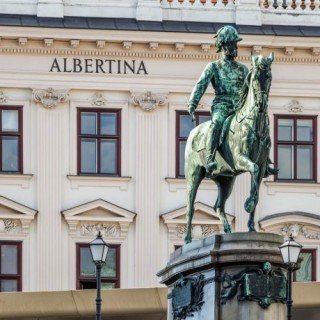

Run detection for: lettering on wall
[[50, 58, 148, 75]]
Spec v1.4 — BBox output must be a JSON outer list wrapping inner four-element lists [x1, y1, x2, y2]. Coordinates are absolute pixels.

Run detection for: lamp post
[[279, 235, 302, 320], [89, 231, 109, 320]]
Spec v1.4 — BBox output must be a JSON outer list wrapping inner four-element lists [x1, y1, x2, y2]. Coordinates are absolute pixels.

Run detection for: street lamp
[[89, 231, 109, 320], [279, 235, 302, 320]]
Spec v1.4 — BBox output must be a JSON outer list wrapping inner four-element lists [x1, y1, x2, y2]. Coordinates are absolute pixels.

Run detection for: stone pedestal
[[157, 233, 286, 320]]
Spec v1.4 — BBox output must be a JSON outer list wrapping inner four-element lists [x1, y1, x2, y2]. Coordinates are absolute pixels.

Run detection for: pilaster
[[234, 173, 251, 232], [36, 107, 64, 290], [134, 107, 162, 287]]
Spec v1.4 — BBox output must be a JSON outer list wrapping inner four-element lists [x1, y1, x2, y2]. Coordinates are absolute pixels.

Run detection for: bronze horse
[[184, 53, 274, 244]]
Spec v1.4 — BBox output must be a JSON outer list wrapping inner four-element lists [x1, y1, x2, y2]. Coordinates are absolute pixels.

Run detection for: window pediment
[[161, 202, 234, 241], [0, 196, 37, 235], [62, 199, 136, 240], [259, 212, 320, 241]]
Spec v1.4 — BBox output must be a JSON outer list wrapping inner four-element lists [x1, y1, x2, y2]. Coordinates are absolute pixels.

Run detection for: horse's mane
[[236, 69, 252, 111]]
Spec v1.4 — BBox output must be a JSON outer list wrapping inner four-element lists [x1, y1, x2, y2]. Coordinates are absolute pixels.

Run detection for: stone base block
[[158, 232, 286, 320]]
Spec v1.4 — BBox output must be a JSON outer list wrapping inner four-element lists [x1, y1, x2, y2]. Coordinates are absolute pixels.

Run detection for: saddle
[[194, 115, 234, 152], [191, 115, 235, 175]]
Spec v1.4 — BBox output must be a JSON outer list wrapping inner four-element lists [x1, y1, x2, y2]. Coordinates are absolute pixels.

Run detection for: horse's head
[[250, 53, 274, 112]]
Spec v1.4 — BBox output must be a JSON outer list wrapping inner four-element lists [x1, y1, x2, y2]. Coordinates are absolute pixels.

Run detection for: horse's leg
[[185, 165, 205, 244], [234, 155, 260, 214], [247, 162, 267, 232], [213, 176, 235, 234]]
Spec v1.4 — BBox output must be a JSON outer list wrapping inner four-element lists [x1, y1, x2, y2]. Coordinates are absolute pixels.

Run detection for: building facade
[[0, 2, 319, 317]]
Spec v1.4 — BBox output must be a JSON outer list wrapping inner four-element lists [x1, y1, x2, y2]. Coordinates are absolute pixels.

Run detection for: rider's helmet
[[214, 26, 242, 53]]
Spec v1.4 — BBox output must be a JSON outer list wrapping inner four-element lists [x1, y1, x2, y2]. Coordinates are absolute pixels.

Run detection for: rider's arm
[[188, 63, 215, 120]]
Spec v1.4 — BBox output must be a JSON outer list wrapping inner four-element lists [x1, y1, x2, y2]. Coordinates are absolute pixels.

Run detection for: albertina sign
[[50, 58, 148, 74]]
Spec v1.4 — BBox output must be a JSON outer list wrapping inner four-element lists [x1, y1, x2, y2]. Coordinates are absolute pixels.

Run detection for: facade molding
[[264, 181, 320, 196], [33, 88, 70, 109], [0, 174, 33, 189], [0, 196, 37, 236], [165, 177, 217, 192], [67, 175, 132, 190], [90, 92, 107, 106], [161, 202, 234, 247], [0, 46, 320, 64], [131, 91, 168, 112], [62, 199, 136, 240], [259, 211, 320, 242]]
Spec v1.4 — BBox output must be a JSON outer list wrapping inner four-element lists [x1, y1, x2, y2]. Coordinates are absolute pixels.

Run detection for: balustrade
[[160, 0, 235, 7], [260, 0, 320, 11]]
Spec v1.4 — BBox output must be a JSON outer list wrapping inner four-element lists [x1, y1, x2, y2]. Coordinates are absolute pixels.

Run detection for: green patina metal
[[185, 26, 277, 244], [169, 274, 205, 320], [220, 262, 287, 309]]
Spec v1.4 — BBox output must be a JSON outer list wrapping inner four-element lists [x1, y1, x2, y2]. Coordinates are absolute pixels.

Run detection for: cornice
[[0, 46, 319, 64]]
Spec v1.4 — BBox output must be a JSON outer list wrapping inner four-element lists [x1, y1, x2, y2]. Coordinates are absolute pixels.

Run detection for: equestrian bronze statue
[[185, 26, 277, 244]]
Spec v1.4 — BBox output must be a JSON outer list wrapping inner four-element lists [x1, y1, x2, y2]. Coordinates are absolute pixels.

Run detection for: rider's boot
[[264, 157, 278, 177], [206, 125, 220, 175]]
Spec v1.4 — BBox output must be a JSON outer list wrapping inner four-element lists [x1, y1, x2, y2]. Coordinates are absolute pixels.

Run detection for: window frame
[[274, 115, 317, 182], [0, 106, 23, 174], [76, 243, 120, 289], [293, 248, 317, 282], [0, 241, 22, 292], [77, 108, 121, 176], [176, 110, 211, 178]]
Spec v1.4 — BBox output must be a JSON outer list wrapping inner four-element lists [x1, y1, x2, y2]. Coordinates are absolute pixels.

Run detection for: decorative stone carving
[[175, 43, 185, 52], [0, 91, 8, 103], [44, 39, 53, 47], [286, 100, 303, 113], [70, 39, 80, 48], [91, 93, 107, 106], [122, 41, 132, 50], [80, 222, 121, 237], [62, 199, 136, 240], [176, 224, 219, 239], [300, 226, 320, 240], [280, 223, 320, 240], [253, 45, 262, 55], [285, 47, 295, 55], [131, 91, 167, 112], [280, 224, 301, 238], [201, 43, 211, 53], [18, 38, 27, 46], [96, 40, 106, 49], [311, 48, 320, 56], [0, 219, 20, 233], [149, 42, 159, 50], [33, 88, 69, 109]]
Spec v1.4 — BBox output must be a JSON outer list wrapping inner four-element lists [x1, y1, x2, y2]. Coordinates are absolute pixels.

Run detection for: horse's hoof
[[248, 222, 257, 232], [224, 225, 232, 234], [184, 236, 192, 244]]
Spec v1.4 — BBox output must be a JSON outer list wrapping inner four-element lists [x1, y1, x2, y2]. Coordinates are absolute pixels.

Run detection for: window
[[78, 109, 121, 175], [0, 107, 23, 173], [76, 243, 120, 289], [275, 115, 317, 181], [294, 249, 316, 282], [176, 111, 211, 177], [0, 241, 22, 292]]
